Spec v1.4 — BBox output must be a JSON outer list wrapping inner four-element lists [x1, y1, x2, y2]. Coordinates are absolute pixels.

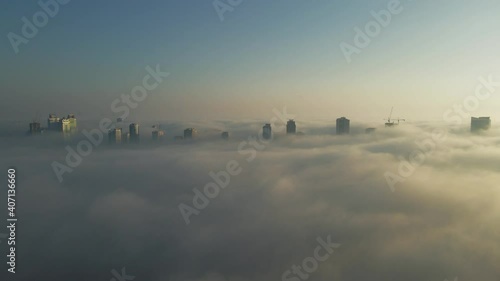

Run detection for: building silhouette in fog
[[152, 130, 165, 141], [336, 117, 350, 135], [61, 119, 70, 132], [263, 124, 272, 140], [67, 114, 77, 131], [122, 132, 130, 144], [108, 128, 122, 144], [365, 128, 376, 134], [471, 117, 491, 132], [47, 114, 61, 130], [286, 120, 296, 134], [29, 122, 41, 135], [46, 114, 77, 132], [129, 123, 140, 143], [184, 128, 197, 139], [221, 132, 229, 140]]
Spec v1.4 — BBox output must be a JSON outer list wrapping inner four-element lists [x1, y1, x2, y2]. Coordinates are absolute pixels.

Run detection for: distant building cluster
[[48, 114, 77, 133], [108, 128, 122, 144], [184, 128, 197, 139], [108, 123, 141, 145], [261, 118, 351, 139], [105, 116, 495, 145], [28, 116, 354, 141], [152, 129, 165, 141], [108, 124, 202, 145], [27, 112, 495, 141], [29, 114, 77, 135]]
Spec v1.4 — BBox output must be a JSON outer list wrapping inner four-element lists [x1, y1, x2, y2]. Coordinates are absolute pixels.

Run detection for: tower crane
[[384, 107, 405, 127]]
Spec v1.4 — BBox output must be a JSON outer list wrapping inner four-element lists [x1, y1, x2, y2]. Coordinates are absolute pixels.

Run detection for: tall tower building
[[184, 128, 197, 139], [108, 128, 122, 144], [60, 114, 77, 133], [47, 114, 61, 131], [122, 132, 130, 144], [129, 123, 140, 143], [67, 114, 77, 132], [152, 130, 165, 141], [286, 120, 296, 134], [61, 119, 71, 133], [336, 117, 350, 135], [471, 117, 491, 132], [29, 122, 41, 135], [263, 124, 272, 140]]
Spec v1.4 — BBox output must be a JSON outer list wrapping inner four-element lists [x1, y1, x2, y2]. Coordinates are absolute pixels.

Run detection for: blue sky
[[1, 0, 500, 122]]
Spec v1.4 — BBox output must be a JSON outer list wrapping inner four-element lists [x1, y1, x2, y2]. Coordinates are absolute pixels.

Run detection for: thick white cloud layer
[[1, 121, 499, 281]]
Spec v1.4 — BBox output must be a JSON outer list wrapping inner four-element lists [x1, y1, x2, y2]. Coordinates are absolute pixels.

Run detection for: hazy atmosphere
[[1, 0, 500, 280]]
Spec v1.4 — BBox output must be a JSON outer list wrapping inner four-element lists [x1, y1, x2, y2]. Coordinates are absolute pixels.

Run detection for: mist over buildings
[[2, 0, 500, 280], [1, 121, 500, 281]]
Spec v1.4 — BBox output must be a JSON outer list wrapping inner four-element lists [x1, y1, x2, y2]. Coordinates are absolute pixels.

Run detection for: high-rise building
[[471, 117, 491, 132], [221, 132, 229, 140], [61, 119, 71, 133], [184, 128, 197, 139], [129, 123, 140, 143], [47, 114, 77, 132], [122, 132, 130, 144], [336, 117, 350, 135], [47, 114, 61, 131], [263, 124, 272, 140], [286, 120, 296, 134], [152, 130, 165, 141], [108, 128, 122, 144], [67, 114, 77, 131], [60, 114, 77, 133], [29, 122, 41, 135]]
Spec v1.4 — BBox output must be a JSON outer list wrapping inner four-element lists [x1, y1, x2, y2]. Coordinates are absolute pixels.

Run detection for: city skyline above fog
[[2, 1, 500, 280]]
